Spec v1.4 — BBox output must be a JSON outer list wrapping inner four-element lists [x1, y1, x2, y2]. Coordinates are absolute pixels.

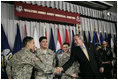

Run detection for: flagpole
[[77, 23, 80, 34], [94, 25, 97, 33]]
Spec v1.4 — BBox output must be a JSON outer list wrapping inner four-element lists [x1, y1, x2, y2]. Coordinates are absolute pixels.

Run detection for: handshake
[[56, 67, 63, 75]]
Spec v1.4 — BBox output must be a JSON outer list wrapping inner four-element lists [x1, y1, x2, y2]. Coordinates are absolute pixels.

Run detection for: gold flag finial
[[78, 24, 80, 28], [94, 25, 98, 33], [77, 23, 81, 33], [78, 29, 80, 33], [94, 25, 96, 30]]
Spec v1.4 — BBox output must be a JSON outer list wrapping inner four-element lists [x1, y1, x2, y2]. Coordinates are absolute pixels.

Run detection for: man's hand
[[99, 67, 104, 73], [72, 74, 77, 78], [56, 67, 62, 75], [35, 57, 39, 61], [108, 61, 111, 64], [102, 61, 106, 64], [8, 77, 13, 79]]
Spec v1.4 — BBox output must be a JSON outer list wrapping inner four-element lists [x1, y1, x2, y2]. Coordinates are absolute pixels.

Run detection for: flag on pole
[[33, 26, 40, 49], [56, 28, 63, 66], [65, 28, 69, 43], [83, 31, 87, 43], [107, 34, 111, 48], [13, 23, 22, 54], [100, 32, 103, 47], [43, 24, 47, 38], [1, 24, 12, 63], [107, 34, 114, 48], [93, 32, 96, 45], [93, 31, 99, 45], [113, 34, 117, 46], [1, 24, 12, 79], [24, 24, 27, 37], [88, 31, 92, 43], [56, 28, 63, 54], [104, 32, 108, 42], [71, 30, 76, 50], [49, 28, 56, 52]]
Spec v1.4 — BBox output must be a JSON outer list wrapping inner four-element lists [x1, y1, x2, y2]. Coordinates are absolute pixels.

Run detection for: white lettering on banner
[[24, 8, 76, 20], [24, 8, 31, 12], [67, 16, 75, 19], [38, 11, 46, 15], [31, 10, 37, 13], [47, 12, 54, 16], [24, 8, 37, 13], [15, 2, 80, 24], [55, 14, 66, 18]]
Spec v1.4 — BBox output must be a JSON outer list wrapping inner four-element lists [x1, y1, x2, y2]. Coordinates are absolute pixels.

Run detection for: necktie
[[81, 47, 90, 61]]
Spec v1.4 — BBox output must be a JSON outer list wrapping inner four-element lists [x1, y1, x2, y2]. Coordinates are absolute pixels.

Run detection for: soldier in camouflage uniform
[[34, 36, 57, 79], [6, 37, 51, 79], [58, 42, 80, 79]]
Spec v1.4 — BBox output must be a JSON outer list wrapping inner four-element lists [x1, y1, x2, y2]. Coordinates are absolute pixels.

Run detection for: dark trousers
[[103, 64, 112, 79]]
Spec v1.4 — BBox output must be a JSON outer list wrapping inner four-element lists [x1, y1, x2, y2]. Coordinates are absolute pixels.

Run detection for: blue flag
[[1, 24, 12, 79], [88, 31, 92, 43], [49, 28, 56, 52], [71, 30, 76, 50], [113, 34, 117, 46], [83, 31, 87, 43], [100, 32, 103, 48], [13, 24, 22, 54], [93, 31, 99, 45]]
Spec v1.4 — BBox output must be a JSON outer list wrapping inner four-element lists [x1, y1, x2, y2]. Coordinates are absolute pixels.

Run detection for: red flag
[[56, 29, 63, 51], [24, 24, 27, 37], [45, 28, 47, 38], [65, 28, 69, 43], [44, 25, 47, 38]]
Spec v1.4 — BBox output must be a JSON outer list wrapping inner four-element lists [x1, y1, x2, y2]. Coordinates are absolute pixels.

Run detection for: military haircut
[[39, 36, 47, 42], [23, 36, 33, 47], [63, 42, 70, 46]]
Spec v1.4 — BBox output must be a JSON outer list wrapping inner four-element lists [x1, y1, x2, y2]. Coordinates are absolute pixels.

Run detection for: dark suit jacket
[[62, 43, 102, 79]]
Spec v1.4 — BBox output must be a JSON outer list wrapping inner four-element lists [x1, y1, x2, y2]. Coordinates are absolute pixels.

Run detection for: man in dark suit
[[98, 41, 113, 78], [56, 34, 104, 79]]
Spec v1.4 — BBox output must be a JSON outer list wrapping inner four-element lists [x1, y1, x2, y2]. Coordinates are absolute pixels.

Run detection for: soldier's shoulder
[[35, 48, 41, 53], [16, 48, 29, 54], [58, 53, 68, 59], [13, 49, 24, 57], [48, 49, 55, 53]]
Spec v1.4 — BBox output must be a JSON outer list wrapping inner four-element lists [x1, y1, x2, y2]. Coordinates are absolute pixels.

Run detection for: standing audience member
[[98, 41, 113, 78]]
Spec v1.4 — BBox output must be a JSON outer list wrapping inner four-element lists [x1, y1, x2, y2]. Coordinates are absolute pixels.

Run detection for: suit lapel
[[78, 46, 90, 63], [85, 43, 92, 62]]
